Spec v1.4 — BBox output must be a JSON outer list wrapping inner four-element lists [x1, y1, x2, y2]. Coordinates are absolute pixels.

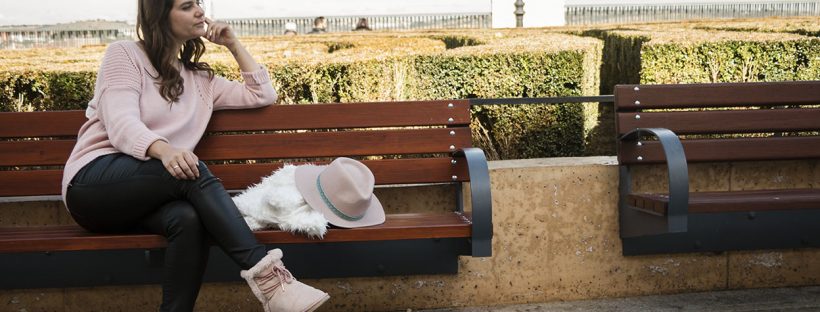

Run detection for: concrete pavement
[[420, 286, 820, 312]]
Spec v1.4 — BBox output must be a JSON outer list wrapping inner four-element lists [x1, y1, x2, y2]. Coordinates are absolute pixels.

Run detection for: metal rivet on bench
[[637, 156, 643, 161], [448, 117, 454, 123], [449, 130, 456, 136], [637, 142, 643, 146], [634, 100, 641, 105], [451, 159, 457, 165], [449, 145, 456, 151], [634, 86, 640, 91], [452, 175, 458, 181], [634, 114, 641, 120], [448, 103, 454, 108]]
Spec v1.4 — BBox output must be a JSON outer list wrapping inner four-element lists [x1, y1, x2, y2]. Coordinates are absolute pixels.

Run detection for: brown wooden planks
[[207, 100, 471, 131], [212, 158, 470, 190], [615, 81, 820, 110], [194, 128, 472, 160], [628, 189, 820, 215], [0, 111, 86, 138], [0, 170, 63, 197], [0, 158, 468, 197], [0, 128, 471, 166], [0, 212, 472, 253], [618, 136, 820, 164], [617, 108, 820, 136], [0, 100, 471, 138], [0, 139, 76, 166]]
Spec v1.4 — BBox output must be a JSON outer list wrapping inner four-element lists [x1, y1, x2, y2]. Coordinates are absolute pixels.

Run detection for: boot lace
[[272, 264, 295, 291]]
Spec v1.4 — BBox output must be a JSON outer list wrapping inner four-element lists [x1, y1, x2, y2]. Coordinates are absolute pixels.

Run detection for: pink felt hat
[[294, 157, 385, 228]]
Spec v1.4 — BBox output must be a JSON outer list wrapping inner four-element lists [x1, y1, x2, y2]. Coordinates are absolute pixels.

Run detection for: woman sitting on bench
[[60, 0, 329, 311]]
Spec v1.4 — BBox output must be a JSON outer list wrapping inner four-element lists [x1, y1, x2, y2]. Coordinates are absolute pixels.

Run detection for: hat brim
[[294, 164, 385, 229]]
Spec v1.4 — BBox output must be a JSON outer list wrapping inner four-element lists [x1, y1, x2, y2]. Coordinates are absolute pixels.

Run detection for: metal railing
[[0, 13, 491, 49], [0, 28, 135, 50], [566, 1, 820, 25], [469, 95, 613, 106], [224, 13, 492, 36]]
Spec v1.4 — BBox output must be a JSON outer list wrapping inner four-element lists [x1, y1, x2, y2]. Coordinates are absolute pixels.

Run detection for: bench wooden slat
[[211, 158, 470, 190], [0, 158, 468, 197], [617, 108, 820, 135], [0, 101, 471, 138], [628, 189, 820, 215], [619, 136, 820, 164], [615, 81, 820, 110], [0, 170, 63, 197], [0, 111, 87, 138], [0, 128, 471, 166], [206, 100, 471, 131], [195, 128, 472, 160], [0, 212, 472, 253], [0, 140, 76, 166]]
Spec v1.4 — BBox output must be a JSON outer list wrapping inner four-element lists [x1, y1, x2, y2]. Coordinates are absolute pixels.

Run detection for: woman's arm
[[147, 140, 200, 180], [96, 42, 168, 161], [204, 18, 278, 110], [96, 42, 197, 180], [205, 17, 260, 73]]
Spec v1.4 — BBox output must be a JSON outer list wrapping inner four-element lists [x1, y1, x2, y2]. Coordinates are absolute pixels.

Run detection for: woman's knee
[[164, 202, 205, 239], [194, 161, 223, 189]]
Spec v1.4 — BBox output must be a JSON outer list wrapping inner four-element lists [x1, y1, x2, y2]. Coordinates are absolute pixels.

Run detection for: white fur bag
[[232, 165, 329, 239]]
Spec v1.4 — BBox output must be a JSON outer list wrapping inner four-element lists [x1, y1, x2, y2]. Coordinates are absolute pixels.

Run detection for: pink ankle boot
[[241, 249, 330, 312]]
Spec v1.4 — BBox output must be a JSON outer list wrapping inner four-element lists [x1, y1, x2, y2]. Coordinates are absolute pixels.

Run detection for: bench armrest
[[619, 128, 689, 237], [455, 147, 492, 257]]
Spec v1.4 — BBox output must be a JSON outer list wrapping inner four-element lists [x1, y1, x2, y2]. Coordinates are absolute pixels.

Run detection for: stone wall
[[3, 157, 820, 311]]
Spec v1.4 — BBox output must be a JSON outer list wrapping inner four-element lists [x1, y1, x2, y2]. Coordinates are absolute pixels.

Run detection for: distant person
[[353, 18, 371, 31], [284, 22, 298, 35], [61, 0, 329, 311], [308, 16, 327, 34]]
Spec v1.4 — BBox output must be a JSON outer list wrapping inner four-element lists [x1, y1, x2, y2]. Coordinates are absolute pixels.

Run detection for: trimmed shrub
[[0, 71, 96, 111], [0, 31, 601, 160], [583, 28, 820, 155]]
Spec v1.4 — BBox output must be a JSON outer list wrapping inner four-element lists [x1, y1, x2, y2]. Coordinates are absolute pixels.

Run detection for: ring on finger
[[172, 164, 180, 169]]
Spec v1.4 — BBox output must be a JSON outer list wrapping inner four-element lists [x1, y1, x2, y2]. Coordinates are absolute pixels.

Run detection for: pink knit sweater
[[62, 40, 277, 202]]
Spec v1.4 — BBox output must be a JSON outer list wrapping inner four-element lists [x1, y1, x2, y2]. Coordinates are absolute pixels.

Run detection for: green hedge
[[265, 36, 601, 159], [582, 28, 820, 155], [685, 17, 820, 38], [641, 37, 820, 84], [0, 32, 602, 160], [0, 71, 95, 112]]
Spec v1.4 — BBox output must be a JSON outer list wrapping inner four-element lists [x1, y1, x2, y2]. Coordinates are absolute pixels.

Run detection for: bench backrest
[[0, 100, 472, 197], [615, 81, 820, 165]]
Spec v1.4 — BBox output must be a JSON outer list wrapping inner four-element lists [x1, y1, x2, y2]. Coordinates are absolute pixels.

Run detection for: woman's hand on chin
[[204, 17, 238, 50]]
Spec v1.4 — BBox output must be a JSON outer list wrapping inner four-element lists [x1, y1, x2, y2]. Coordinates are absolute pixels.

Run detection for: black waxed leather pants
[[66, 153, 266, 312]]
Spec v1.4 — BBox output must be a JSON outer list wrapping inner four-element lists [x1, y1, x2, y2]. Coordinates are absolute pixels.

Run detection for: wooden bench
[[615, 81, 820, 255], [0, 100, 492, 288]]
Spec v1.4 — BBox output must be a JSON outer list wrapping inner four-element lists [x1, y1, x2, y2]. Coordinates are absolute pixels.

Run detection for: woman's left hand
[[204, 17, 237, 49]]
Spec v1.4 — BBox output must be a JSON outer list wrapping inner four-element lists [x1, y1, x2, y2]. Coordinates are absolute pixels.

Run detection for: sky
[[0, 0, 492, 26]]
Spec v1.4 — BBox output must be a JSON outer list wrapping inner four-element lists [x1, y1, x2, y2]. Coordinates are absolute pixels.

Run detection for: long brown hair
[[137, 0, 214, 103]]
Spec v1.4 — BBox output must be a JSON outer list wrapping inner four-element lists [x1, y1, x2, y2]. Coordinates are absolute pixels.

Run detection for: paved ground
[[419, 286, 820, 312]]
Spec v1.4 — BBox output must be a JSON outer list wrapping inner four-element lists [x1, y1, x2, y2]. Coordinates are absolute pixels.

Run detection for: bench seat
[[0, 212, 473, 253], [0, 99, 492, 288], [628, 189, 820, 215]]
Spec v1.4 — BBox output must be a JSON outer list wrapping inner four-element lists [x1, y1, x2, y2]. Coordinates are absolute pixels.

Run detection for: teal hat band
[[316, 174, 365, 221]]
